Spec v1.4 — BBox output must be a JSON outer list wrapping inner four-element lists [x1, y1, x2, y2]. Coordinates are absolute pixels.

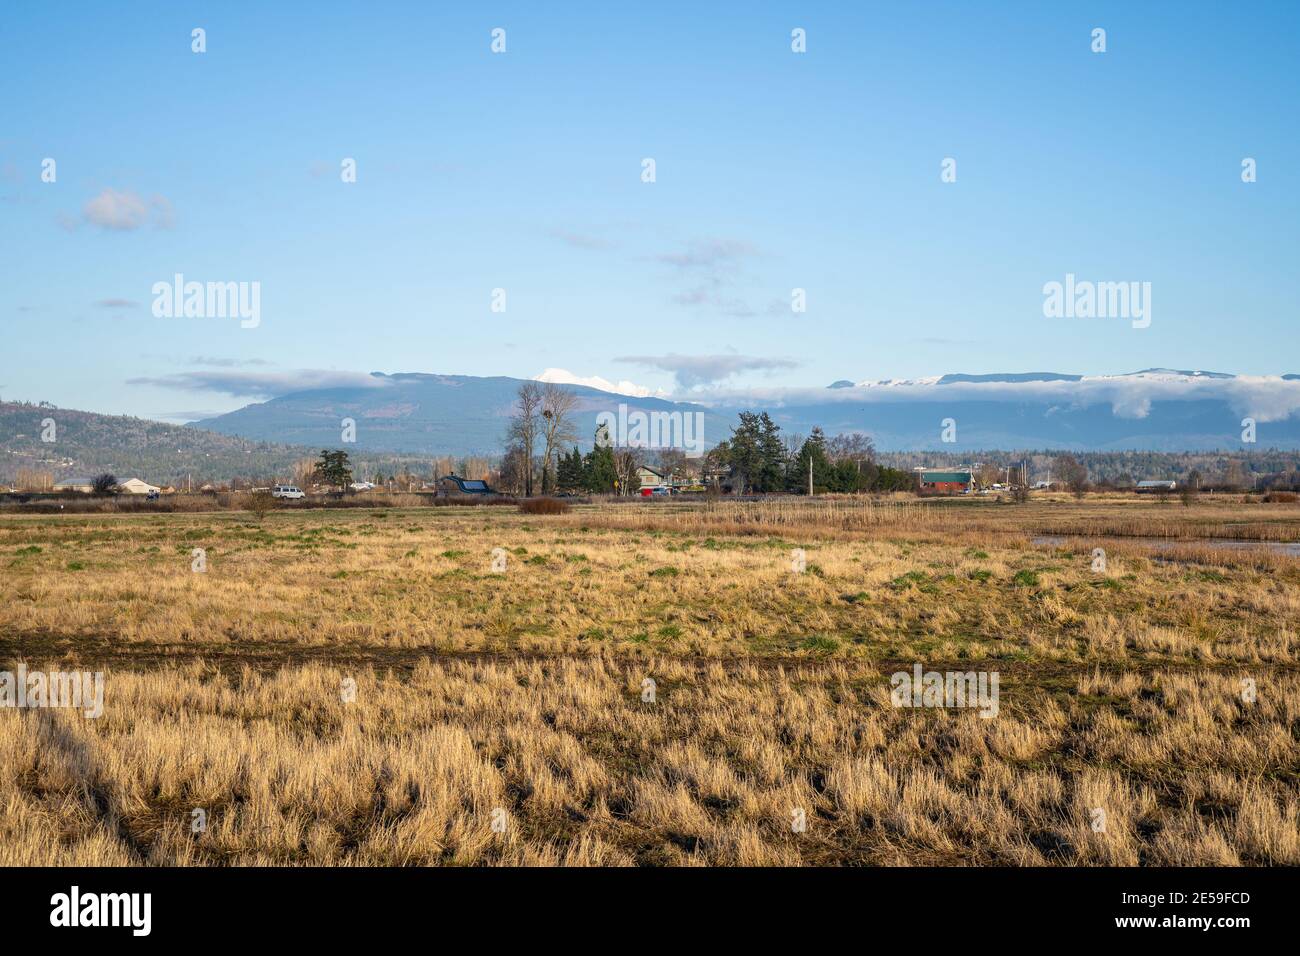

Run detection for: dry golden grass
[[1, 659, 1295, 866], [0, 501, 1296, 663], [1, 497, 1297, 866]]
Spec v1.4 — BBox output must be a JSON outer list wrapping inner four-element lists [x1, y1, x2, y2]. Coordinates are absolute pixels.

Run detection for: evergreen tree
[[557, 447, 585, 492], [727, 413, 764, 494], [584, 440, 617, 493], [789, 426, 833, 493], [312, 450, 353, 490], [756, 413, 786, 492]]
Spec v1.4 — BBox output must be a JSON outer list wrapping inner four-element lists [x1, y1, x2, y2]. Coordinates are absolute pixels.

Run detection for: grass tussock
[[519, 497, 572, 515], [1, 496, 1297, 867], [1, 660, 1295, 866]]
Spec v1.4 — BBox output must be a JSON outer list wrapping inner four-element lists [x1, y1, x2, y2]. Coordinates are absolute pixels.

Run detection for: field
[[2, 495, 1298, 866]]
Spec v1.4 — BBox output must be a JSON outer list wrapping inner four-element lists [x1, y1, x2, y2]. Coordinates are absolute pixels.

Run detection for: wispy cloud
[[185, 356, 273, 368], [81, 188, 174, 230], [670, 286, 758, 317], [655, 238, 759, 270], [654, 239, 764, 316], [126, 369, 389, 399], [95, 297, 139, 309], [616, 353, 799, 390], [550, 229, 616, 251]]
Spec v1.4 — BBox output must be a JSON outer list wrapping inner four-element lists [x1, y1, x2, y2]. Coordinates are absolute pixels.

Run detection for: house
[[1136, 479, 1177, 494], [54, 477, 94, 493], [438, 474, 497, 496], [118, 478, 161, 495], [918, 469, 974, 495], [636, 466, 668, 491]]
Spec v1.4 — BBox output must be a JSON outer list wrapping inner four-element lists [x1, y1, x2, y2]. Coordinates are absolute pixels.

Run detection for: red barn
[[918, 470, 974, 495]]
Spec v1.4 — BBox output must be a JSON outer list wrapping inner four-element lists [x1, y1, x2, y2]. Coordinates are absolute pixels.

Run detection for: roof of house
[[439, 475, 493, 493], [1137, 479, 1176, 487], [637, 466, 665, 477], [120, 478, 160, 489], [920, 470, 973, 483]]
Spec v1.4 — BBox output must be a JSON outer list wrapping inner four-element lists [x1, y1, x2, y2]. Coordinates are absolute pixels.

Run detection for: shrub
[[1264, 491, 1298, 504], [244, 489, 276, 521], [519, 497, 570, 515]]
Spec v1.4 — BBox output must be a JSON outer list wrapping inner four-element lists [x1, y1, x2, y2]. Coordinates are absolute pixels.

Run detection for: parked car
[[271, 485, 305, 499], [349, 481, 376, 491]]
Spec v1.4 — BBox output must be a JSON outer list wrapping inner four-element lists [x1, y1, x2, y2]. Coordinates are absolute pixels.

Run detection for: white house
[[119, 478, 161, 495], [54, 477, 94, 493], [1136, 479, 1177, 494]]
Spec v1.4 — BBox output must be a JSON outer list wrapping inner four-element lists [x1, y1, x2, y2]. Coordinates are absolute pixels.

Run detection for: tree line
[[499, 387, 914, 496], [703, 412, 914, 494]]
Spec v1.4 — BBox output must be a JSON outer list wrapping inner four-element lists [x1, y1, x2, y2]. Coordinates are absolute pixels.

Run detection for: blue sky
[[1, 1, 1297, 422]]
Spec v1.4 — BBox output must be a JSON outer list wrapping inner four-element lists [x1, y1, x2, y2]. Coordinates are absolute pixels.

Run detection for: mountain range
[[4, 369, 1299, 485], [192, 369, 1300, 454]]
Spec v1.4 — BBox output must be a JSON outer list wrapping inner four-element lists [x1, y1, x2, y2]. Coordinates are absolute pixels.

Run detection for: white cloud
[[701, 372, 1300, 423], [615, 353, 800, 390], [534, 368, 668, 399], [82, 188, 174, 230]]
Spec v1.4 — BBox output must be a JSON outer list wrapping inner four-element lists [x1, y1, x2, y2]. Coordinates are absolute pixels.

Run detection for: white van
[[272, 485, 305, 499]]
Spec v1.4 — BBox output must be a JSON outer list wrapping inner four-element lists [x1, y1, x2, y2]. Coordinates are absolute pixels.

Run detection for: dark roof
[[920, 470, 973, 483], [439, 475, 493, 494]]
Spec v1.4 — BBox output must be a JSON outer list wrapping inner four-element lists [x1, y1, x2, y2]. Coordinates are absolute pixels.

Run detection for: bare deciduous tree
[[507, 382, 543, 497], [657, 449, 687, 484], [16, 468, 54, 492], [614, 449, 641, 497], [539, 384, 579, 494], [1051, 454, 1089, 498]]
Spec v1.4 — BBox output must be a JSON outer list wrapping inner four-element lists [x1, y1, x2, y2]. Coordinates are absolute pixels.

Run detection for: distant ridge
[[5, 369, 1298, 484], [192, 369, 1300, 454]]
